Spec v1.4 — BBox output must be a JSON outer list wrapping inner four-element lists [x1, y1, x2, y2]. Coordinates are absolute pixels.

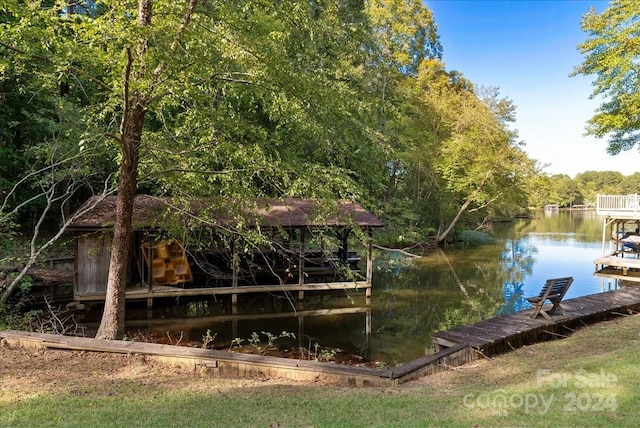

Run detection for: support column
[[232, 238, 239, 308], [366, 229, 373, 285], [298, 228, 305, 286], [298, 315, 304, 350], [365, 309, 371, 356], [601, 217, 608, 257]]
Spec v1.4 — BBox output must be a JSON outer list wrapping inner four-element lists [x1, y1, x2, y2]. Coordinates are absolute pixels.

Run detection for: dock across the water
[[433, 287, 640, 356]]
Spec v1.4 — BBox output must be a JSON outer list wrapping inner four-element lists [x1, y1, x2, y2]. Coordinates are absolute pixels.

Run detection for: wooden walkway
[[433, 287, 640, 356]]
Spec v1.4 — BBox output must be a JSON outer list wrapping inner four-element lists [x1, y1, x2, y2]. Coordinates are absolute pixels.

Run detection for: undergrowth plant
[[0, 274, 38, 330], [201, 329, 216, 349], [230, 330, 296, 355]]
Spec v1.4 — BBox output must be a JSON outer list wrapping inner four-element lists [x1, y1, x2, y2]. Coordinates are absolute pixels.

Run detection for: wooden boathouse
[[69, 195, 384, 307], [593, 194, 640, 283]]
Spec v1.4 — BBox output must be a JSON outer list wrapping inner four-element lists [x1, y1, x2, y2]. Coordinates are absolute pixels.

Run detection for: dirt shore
[[0, 337, 445, 402], [0, 341, 300, 402]]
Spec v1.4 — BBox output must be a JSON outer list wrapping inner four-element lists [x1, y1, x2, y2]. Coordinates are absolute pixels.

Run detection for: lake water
[[369, 209, 616, 364], [103, 209, 623, 365]]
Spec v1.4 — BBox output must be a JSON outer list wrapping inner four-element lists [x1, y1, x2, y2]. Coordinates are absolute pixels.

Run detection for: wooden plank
[[75, 281, 372, 301], [464, 316, 543, 332], [0, 330, 387, 375], [390, 344, 471, 381], [432, 330, 488, 348], [594, 255, 640, 269], [442, 324, 508, 341]]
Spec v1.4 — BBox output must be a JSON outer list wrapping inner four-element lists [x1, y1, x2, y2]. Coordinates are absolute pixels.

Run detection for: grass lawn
[[3, 313, 640, 427]]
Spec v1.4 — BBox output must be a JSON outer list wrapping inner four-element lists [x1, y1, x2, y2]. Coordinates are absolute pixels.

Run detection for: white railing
[[596, 194, 640, 217]]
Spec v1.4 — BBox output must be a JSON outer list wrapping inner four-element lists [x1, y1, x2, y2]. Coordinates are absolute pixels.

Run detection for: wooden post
[[232, 238, 239, 308], [298, 228, 305, 286], [298, 315, 304, 346], [366, 229, 373, 285], [602, 217, 608, 257], [147, 240, 153, 293], [73, 234, 79, 299], [365, 308, 371, 348]]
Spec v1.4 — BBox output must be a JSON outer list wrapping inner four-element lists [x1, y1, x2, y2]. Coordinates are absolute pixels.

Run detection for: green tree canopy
[[573, 0, 640, 155], [391, 60, 534, 243]]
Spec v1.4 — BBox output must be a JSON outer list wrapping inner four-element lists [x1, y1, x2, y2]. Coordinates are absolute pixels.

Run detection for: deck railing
[[596, 194, 640, 217]]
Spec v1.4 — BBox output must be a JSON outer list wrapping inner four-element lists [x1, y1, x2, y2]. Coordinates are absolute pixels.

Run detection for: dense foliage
[[3, 1, 635, 245], [528, 171, 640, 208]]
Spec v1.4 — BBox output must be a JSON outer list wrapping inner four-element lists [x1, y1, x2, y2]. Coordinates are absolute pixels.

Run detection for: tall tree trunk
[[95, 103, 145, 339], [95, 0, 151, 340]]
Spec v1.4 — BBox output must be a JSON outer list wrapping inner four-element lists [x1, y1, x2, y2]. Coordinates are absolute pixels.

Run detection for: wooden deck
[[594, 254, 640, 283], [433, 287, 640, 356]]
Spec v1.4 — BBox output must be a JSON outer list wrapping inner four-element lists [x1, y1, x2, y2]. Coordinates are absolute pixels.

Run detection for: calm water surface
[[109, 210, 622, 365], [369, 209, 616, 363]]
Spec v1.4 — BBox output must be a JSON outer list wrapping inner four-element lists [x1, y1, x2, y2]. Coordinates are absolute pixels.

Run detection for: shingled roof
[[69, 195, 384, 230]]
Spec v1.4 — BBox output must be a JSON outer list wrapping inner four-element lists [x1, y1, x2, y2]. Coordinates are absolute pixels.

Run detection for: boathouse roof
[[69, 195, 384, 230]]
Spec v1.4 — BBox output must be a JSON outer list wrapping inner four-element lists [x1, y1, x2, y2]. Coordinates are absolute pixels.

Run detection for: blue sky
[[426, 0, 640, 178]]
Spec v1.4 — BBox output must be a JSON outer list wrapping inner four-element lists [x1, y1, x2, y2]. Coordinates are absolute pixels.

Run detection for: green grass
[[3, 314, 640, 427]]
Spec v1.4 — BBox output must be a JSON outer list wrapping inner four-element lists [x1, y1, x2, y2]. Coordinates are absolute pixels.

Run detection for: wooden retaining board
[[0, 330, 472, 387], [433, 287, 640, 355]]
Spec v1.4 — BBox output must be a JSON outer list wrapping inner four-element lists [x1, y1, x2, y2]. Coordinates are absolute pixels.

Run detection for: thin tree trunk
[[434, 172, 493, 246], [435, 198, 472, 246]]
